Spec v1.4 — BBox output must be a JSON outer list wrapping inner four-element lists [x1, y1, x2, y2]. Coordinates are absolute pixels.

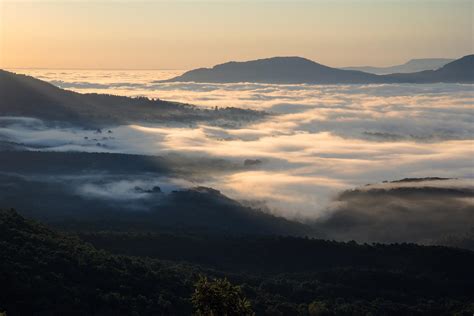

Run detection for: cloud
[[5, 116, 472, 220], [2, 70, 473, 221], [77, 177, 192, 200], [313, 178, 474, 244]]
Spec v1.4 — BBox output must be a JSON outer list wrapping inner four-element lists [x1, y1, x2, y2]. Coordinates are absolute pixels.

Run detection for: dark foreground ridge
[[164, 55, 474, 84], [0, 151, 312, 236], [1, 209, 474, 315]]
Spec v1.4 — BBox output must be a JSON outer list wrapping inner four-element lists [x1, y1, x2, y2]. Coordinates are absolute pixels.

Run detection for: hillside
[[81, 230, 474, 276], [0, 209, 193, 315], [343, 58, 453, 75], [310, 178, 474, 244], [164, 56, 383, 84], [384, 55, 474, 83], [0, 69, 265, 127], [1, 209, 474, 315], [164, 55, 474, 84], [0, 150, 312, 237]]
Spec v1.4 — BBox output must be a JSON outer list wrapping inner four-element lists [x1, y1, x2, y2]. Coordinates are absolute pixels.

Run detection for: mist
[[1, 70, 473, 244], [314, 178, 474, 244]]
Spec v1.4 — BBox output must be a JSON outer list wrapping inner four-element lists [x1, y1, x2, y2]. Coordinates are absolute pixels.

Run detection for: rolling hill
[[1, 209, 474, 315], [163, 56, 382, 84], [343, 58, 454, 75], [383, 54, 474, 83], [0, 69, 265, 127], [0, 152, 313, 236], [164, 55, 474, 84]]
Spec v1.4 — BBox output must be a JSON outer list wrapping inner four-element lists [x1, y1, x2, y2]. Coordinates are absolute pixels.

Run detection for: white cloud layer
[[2, 69, 473, 219]]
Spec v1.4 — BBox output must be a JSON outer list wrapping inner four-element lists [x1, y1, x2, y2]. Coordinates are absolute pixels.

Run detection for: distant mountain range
[[343, 58, 454, 75], [164, 57, 379, 84], [164, 55, 474, 84], [384, 55, 474, 83], [0, 69, 265, 127]]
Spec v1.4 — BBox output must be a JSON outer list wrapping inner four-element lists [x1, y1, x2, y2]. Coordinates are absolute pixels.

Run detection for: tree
[[191, 275, 254, 316], [308, 301, 331, 316]]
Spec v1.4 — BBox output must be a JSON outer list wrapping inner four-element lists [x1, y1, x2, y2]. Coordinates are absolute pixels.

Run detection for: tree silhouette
[[192, 275, 254, 316]]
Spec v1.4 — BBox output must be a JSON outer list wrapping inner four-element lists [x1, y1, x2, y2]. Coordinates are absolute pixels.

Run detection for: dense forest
[[0, 70, 266, 127], [0, 172, 311, 236], [1, 209, 474, 315]]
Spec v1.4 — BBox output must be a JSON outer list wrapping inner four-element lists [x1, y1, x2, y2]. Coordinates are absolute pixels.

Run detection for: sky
[[0, 0, 472, 69]]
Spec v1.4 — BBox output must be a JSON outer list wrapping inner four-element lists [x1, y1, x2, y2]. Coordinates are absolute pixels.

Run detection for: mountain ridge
[[0, 69, 266, 127], [163, 56, 381, 84], [164, 55, 474, 84], [343, 58, 454, 74]]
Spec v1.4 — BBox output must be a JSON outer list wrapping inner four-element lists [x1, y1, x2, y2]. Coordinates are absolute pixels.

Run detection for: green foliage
[[0, 209, 193, 315], [192, 276, 254, 316], [1, 209, 474, 315], [308, 301, 331, 316]]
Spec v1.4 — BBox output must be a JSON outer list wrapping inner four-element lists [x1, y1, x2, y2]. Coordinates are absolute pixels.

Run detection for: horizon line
[[2, 54, 469, 72], [2, 67, 187, 71]]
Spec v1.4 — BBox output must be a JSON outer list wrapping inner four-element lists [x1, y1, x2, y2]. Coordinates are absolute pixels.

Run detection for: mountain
[[164, 55, 474, 84], [164, 56, 383, 84], [0, 69, 265, 127], [383, 54, 474, 83], [343, 58, 454, 75]]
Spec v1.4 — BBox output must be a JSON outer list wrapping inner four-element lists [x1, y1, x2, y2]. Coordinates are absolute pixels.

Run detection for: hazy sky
[[1, 0, 472, 69]]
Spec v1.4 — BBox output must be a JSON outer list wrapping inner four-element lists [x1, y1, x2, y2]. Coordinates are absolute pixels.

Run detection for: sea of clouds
[[3, 69, 474, 222]]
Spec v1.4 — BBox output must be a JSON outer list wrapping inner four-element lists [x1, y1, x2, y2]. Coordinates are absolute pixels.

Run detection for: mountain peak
[[165, 56, 378, 84], [163, 55, 473, 84], [441, 54, 474, 68], [343, 58, 455, 74], [211, 56, 320, 70], [404, 57, 454, 65]]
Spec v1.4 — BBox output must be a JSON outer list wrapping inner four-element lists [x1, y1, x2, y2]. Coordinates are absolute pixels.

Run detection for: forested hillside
[[0, 69, 266, 127], [1, 209, 474, 315]]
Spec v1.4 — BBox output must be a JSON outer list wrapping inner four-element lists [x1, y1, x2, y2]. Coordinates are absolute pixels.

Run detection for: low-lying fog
[[3, 70, 474, 233]]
